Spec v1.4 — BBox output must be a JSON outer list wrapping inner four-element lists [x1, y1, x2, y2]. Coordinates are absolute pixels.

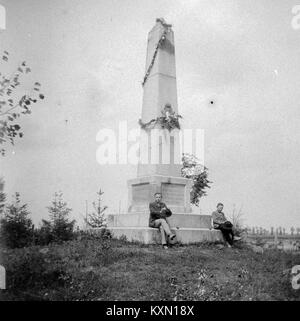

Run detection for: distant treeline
[[246, 226, 300, 236]]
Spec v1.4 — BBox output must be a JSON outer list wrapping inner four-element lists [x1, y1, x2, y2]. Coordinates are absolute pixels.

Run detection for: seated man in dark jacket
[[149, 192, 176, 249], [212, 202, 241, 247]]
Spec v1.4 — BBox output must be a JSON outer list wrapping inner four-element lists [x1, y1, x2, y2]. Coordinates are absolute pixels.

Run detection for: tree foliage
[[84, 189, 107, 228], [181, 153, 212, 206], [40, 191, 75, 243], [0, 176, 5, 215], [0, 51, 44, 155], [0, 192, 33, 248]]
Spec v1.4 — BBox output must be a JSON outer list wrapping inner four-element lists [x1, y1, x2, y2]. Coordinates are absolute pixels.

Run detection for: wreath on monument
[[142, 26, 169, 87], [138, 104, 182, 131]]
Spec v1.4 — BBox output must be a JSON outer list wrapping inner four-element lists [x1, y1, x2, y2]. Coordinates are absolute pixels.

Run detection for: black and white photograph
[[0, 0, 300, 305]]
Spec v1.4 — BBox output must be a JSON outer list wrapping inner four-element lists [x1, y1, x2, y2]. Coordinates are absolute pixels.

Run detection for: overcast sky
[[0, 0, 300, 229]]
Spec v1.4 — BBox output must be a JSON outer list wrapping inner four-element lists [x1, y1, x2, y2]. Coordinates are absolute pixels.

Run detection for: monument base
[[106, 213, 224, 244], [103, 227, 223, 244], [128, 175, 192, 214], [101, 175, 224, 244]]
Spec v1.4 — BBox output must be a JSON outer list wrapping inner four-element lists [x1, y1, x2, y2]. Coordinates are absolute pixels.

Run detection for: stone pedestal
[[128, 175, 192, 214], [102, 226, 223, 244], [106, 208, 223, 244], [106, 175, 223, 244]]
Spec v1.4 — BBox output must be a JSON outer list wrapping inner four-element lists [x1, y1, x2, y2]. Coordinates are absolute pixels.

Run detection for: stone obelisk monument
[[128, 17, 192, 215], [106, 18, 222, 244]]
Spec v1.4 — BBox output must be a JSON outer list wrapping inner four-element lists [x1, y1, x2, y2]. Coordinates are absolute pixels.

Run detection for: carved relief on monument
[[162, 103, 175, 119]]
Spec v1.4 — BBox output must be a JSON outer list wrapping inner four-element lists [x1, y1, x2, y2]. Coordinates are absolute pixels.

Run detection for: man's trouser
[[153, 218, 172, 245], [216, 222, 234, 245]]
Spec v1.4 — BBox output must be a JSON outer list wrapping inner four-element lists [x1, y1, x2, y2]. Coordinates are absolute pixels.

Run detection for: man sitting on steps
[[149, 192, 176, 249], [212, 202, 241, 248]]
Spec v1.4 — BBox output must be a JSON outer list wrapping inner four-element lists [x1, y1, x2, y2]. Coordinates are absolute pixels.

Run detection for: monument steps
[[106, 213, 223, 244], [107, 213, 213, 229], [102, 226, 223, 244]]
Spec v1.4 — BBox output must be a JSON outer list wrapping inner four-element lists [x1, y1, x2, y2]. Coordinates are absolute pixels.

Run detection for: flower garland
[[138, 112, 182, 131], [142, 30, 168, 87]]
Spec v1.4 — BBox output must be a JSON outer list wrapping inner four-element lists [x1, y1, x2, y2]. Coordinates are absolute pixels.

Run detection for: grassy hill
[[1, 235, 300, 301]]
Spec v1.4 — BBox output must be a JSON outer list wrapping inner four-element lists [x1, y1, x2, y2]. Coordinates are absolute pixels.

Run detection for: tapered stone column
[[127, 18, 192, 214]]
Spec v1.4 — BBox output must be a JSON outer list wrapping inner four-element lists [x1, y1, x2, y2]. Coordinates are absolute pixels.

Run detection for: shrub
[[0, 193, 34, 248], [0, 177, 5, 215], [2, 246, 69, 300], [229, 204, 247, 238], [84, 189, 107, 228], [34, 220, 53, 245], [181, 153, 211, 206], [38, 191, 76, 245]]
